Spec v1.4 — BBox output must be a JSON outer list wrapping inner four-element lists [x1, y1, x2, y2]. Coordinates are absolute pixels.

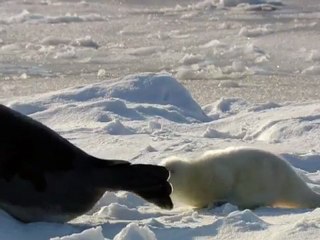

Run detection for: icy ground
[[1, 73, 320, 239], [0, 0, 320, 239], [0, 0, 319, 104]]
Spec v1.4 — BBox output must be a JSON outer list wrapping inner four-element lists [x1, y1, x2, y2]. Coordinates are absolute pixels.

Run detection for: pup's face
[[162, 157, 190, 195]]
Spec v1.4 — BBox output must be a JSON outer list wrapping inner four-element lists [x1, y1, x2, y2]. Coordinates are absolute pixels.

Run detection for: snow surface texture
[[1, 73, 320, 239], [0, 0, 319, 104], [0, 0, 320, 239]]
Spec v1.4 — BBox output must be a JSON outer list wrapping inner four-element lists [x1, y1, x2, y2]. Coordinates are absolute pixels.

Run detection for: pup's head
[[161, 156, 191, 195]]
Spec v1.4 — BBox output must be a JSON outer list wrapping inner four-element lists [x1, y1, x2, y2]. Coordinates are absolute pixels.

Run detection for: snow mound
[[107, 74, 198, 111], [220, 204, 239, 215], [95, 203, 158, 220], [81, 73, 209, 122], [256, 117, 320, 143], [211, 203, 239, 215], [203, 127, 242, 139], [200, 39, 227, 49], [91, 192, 147, 213], [101, 73, 210, 122], [46, 14, 106, 24], [223, 209, 269, 231], [104, 119, 135, 135], [179, 54, 204, 65], [53, 47, 77, 59], [8, 102, 47, 115], [127, 46, 165, 57], [37, 35, 98, 60], [272, 208, 320, 240], [8, 73, 210, 124], [249, 102, 281, 112], [239, 25, 273, 37], [72, 36, 100, 49], [281, 153, 320, 173], [114, 223, 157, 240], [41, 37, 71, 46], [203, 98, 249, 118], [50, 227, 105, 240]]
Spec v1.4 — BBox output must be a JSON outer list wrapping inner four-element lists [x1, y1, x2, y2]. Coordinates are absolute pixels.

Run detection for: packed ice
[[0, 0, 320, 239]]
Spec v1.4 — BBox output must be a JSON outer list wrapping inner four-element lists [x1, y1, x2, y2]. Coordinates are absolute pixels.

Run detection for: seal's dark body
[[0, 105, 172, 222]]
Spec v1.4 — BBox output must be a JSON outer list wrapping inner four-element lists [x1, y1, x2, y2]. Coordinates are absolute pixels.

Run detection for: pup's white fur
[[162, 147, 320, 209]]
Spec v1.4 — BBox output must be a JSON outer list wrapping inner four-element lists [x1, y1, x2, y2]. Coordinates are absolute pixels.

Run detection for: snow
[[113, 223, 157, 240], [0, 0, 320, 239], [2, 72, 320, 240], [0, 10, 107, 24], [51, 227, 105, 240]]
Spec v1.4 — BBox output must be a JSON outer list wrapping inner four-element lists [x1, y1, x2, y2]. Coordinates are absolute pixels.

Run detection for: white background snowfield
[[0, 0, 320, 239]]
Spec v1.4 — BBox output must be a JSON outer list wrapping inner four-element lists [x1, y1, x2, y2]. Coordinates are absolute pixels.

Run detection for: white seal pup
[[0, 104, 172, 223], [162, 147, 320, 209]]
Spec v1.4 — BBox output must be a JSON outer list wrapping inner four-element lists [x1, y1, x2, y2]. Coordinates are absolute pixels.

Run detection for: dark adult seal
[[0, 104, 173, 223]]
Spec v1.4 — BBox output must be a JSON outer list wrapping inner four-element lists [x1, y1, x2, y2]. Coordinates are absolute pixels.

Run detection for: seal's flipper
[[131, 180, 173, 210], [93, 163, 173, 209], [120, 164, 173, 209]]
